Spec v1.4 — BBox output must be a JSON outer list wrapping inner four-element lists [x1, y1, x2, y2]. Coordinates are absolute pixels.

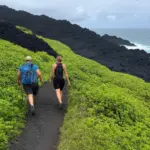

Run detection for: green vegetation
[[0, 39, 54, 150], [2, 26, 150, 149], [16, 26, 33, 35], [43, 38, 150, 150]]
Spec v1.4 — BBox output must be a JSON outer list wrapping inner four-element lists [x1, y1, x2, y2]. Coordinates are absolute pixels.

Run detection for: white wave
[[123, 42, 150, 53]]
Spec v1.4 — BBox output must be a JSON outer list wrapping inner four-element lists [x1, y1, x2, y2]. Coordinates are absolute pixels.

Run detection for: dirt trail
[[10, 82, 68, 150]]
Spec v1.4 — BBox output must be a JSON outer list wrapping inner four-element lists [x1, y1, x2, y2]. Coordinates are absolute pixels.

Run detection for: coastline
[[122, 42, 150, 53]]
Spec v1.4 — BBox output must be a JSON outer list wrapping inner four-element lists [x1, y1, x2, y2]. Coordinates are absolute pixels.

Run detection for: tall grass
[[0, 40, 54, 150], [43, 38, 150, 150], [17, 26, 150, 149]]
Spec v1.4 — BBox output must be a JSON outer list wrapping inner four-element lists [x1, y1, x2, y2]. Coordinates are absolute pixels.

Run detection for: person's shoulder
[[62, 64, 66, 67], [18, 64, 24, 70], [33, 64, 38, 67], [33, 64, 39, 69], [53, 63, 57, 67]]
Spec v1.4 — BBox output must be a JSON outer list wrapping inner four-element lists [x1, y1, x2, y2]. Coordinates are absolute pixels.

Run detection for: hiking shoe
[[59, 103, 63, 109], [30, 105, 36, 115]]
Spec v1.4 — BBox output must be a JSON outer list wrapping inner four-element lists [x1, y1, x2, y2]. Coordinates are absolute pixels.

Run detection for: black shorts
[[53, 78, 65, 91], [23, 83, 39, 95]]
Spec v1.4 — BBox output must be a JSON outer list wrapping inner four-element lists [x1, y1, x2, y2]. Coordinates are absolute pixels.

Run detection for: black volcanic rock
[[0, 5, 150, 82], [0, 20, 57, 57], [102, 34, 135, 46]]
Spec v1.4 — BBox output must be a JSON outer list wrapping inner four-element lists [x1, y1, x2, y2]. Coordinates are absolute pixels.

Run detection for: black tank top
[[54, 63, 63, 79]]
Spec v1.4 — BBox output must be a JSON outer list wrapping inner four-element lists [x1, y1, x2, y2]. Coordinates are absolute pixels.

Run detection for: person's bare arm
[[36, 69, 43, 84], [63, 64, 70, 85], [17, 70, 21, 86], [50, 64, 56, 81]]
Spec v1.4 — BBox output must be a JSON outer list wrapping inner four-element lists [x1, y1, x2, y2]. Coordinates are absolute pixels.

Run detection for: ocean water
[[92, 28, 150, 53]]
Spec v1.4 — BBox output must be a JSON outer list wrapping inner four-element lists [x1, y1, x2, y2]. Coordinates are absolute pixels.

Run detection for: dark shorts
[[53, 78, 65, 91], [23, 83, 39, 95]]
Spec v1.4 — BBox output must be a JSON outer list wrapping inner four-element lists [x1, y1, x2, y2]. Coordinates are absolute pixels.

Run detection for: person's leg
[[32, 83, 39, 107], [53, 78, 63, 109], [56, 89, 63, 109], [60, 90, 63, 100], [28, 94, 36, 115], [23, 84, 35, 115], [56, 89, 62, 104], [53, 78, 62, 103], [27, 94, 34, 105], [60, 78, 65, 101]]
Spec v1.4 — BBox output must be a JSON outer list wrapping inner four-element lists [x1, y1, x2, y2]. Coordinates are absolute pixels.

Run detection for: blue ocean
[[92, 28, 150, 53]]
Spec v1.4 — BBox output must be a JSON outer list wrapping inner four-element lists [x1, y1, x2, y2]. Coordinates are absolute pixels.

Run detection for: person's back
[[17, 56, 43, 115], [54, 63, 64, 79], [19, 62, 38, 84], [50, 56, 70, 109]]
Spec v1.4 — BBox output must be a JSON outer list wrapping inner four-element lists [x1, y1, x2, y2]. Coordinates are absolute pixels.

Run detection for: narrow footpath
[[10, 82, 68, 150]]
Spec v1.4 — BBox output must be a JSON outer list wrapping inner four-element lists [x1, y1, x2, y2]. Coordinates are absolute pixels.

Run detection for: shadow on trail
[[10, 82, 68, 150]]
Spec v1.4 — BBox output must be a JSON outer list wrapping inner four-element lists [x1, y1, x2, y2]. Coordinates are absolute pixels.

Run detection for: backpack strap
[[31, 63, 34, 70], [55, 63, 63, 78]]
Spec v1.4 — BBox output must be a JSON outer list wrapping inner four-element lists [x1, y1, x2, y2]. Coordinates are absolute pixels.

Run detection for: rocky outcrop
[[0, 5, 150, 82], [102, 34, 135, 46], [0, 20, 57, 57]]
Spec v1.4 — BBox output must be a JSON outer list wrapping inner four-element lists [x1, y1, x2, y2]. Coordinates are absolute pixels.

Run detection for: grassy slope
[[2, 26, 150, 150], [42, 38, 150, 150], [0, 39, 54, 150]]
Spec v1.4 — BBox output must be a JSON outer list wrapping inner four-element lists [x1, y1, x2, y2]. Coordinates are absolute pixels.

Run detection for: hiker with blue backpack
[[17, 56, 43, 115]]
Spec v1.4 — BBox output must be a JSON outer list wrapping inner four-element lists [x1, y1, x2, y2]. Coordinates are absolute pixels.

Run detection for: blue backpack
[[20, 63, 34, 84]]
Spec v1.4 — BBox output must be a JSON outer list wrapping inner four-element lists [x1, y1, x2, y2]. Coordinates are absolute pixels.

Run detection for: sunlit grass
[[0, 39, 54, 150], [16, 26, 150, 149]]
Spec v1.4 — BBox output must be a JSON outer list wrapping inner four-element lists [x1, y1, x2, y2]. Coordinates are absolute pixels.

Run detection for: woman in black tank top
[[50, 56, 70, 109]]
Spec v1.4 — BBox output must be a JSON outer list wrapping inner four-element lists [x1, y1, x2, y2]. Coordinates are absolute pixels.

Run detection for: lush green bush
[[42, 38, 150, 150], [16, 26, 33, 35], [0, 40, 54, 150], [17, 27, 150, 149]]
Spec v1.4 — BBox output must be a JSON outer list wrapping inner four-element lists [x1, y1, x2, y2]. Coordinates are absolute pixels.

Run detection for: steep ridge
[[102, 34, 135, 46], [42, 38, 150, 150], [0, 20, 57, 57], [0, 39, 58, 150], [0, 5, 150, 82], [0, 27, 150, 149]]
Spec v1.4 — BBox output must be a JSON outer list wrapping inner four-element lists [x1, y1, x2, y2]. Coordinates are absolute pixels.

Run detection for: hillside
[[102, 34, 135, 46], [20, 27, 150, 149], [43, 37, 150, 150], [0, 39, 54, 150], [0, 5, 150, 82], [0, 20, 57, 57], [0, 25, 150, 149]]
